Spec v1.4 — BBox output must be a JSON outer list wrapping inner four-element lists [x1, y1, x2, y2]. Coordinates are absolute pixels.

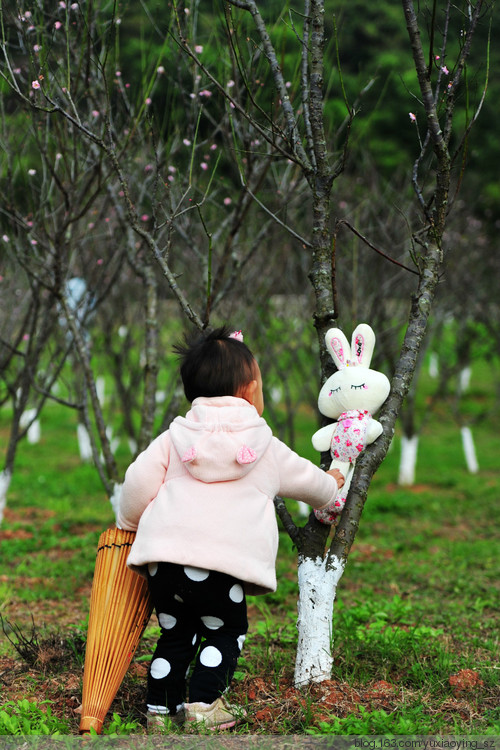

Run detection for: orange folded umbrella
[[79, 527, 153, 734]]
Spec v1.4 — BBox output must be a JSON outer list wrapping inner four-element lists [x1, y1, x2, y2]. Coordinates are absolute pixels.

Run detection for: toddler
[[117, 326, 344, 731]]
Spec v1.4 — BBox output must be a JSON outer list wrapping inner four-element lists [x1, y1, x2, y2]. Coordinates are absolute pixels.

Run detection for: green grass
[[0, 386, 498, 735], [0, 700, 70, 735]]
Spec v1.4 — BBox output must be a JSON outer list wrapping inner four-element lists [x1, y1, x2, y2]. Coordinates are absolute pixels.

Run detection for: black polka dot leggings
[[146, 561, 248, 715]]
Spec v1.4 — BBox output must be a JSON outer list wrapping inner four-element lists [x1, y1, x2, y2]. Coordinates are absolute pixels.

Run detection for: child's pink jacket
[[118, 396, 339, 595]]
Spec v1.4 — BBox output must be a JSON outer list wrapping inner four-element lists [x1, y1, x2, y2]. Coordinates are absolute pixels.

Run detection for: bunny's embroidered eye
[[351, 383, 366, 390], [329, 387, 341, 395]]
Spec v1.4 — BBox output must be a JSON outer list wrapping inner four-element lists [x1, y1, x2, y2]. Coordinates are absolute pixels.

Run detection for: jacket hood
[[169, 396, 273, 483]]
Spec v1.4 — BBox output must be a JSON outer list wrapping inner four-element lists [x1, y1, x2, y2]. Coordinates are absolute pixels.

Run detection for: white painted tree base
[[398, 435, 419, 486], [461, 426, 479, 474], [0, 470, 12, 525], [294, 554, 345, 687]]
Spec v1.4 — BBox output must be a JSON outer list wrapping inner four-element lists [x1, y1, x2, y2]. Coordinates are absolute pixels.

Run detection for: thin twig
[[336, 219, 419, 275]]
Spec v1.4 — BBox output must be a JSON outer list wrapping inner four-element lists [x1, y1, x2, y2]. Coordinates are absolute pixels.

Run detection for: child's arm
[[117, 431, 171, 530], [272, 437, 343, 510]]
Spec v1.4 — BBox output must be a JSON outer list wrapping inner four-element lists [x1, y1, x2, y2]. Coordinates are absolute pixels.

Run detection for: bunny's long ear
[[351, 324, 376, 367], [325, 328, 350, 370]]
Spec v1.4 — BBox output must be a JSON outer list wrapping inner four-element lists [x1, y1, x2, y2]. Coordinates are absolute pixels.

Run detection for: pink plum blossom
[[194, 45, 203, 54]]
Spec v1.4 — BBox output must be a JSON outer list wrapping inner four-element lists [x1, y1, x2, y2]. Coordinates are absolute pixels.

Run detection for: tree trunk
[[294, 554, 345, 685]]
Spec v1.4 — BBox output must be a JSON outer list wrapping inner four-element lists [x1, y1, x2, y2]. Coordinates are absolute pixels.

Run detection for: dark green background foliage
[[3, 1, 494, 211], [105, 0, 498, 212]]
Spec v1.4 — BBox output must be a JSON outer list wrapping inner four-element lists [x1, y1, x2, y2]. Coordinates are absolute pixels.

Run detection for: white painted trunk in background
[[0, 470, 12, 525], [20, 409, 41, 445], [77, 423, 93, 462], [106, 426, 120, 456], [429, 352, 439, 378], [110, 482, 123, 525], [27, 420, 41, 444], [294, 555, 345, 687], [459, 366, 471, 394], [296, 501, 309, 517], [96, 376, 106, 405], [398, 435, 419, 486], [461, 426, 479, 474]]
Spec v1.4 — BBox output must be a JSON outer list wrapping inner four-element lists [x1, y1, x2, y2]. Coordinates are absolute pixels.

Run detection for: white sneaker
[[184, 696, 245, 730]]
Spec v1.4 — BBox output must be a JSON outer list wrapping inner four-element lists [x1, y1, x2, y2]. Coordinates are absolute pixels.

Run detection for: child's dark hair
[[174, 325, 256, 403]]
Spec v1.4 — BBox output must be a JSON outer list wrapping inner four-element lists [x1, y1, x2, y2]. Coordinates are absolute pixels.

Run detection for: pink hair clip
[[229, 330, 244, 342]]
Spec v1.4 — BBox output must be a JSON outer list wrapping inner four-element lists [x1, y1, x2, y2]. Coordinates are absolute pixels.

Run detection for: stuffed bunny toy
[[312, 324, 390, 524]]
